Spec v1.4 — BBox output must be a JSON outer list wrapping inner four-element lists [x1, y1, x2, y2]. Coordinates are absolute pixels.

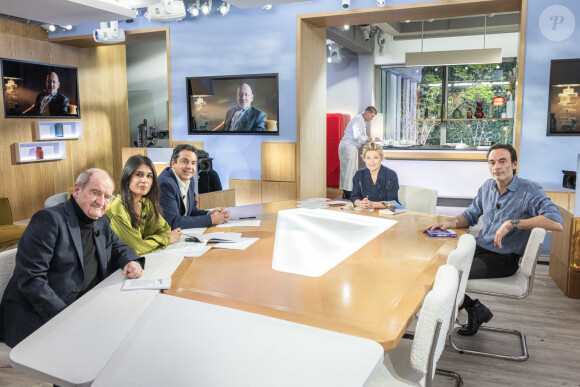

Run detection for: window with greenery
[[380, 61, 517, 148]]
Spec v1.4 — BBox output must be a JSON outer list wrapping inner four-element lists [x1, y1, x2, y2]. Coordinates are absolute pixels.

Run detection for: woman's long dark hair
[[120, 155, 162, 228]]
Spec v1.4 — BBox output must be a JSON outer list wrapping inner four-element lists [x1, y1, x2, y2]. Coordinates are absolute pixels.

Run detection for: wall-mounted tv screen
[[1, 58, 80, 118], [186, 73, 279, 135]]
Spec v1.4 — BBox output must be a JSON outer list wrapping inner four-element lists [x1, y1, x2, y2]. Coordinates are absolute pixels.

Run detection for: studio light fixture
[[327, 42, 342, 64], [218, 2, 230, 16], [405, 16, 502, 67], [93, 21, 125, 44], [201, 0, 212, 15], [188, 0, 200, 16], [41, 24, 56, 32], [377, 0, 385, 6], [144, 0, 186, 21], [341, 0, 350, 10]]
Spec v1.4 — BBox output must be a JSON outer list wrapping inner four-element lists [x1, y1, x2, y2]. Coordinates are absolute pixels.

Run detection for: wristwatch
[[511, 219, 519, 229]]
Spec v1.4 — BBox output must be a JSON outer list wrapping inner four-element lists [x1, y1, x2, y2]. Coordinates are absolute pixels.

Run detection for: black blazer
[[223, 107, 266, 132], [158, 167, 212, 229], [0, 199, 139, 347], [26, 92, 69, 116]]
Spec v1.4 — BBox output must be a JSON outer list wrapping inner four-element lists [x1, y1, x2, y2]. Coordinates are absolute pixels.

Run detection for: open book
[[378, 200, 407, 215]]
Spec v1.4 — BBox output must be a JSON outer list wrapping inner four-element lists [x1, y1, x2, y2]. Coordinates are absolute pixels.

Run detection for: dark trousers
[[469, 245, 521, 280]]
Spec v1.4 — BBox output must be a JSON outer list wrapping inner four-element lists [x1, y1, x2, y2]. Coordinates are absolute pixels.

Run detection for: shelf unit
[[35, 121, 82, 140], [15, 141, 66, 163], [414, 118, 514, 122]]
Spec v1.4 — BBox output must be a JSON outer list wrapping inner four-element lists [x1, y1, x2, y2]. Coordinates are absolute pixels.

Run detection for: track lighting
[[42, 24, 56, 32], [341, 0, 350, 10], [201, 0, 212, 15], [377, 0, 385, 6], [188, 1, 200, 16], [262, 4, 272, 10], [218, 2, 230, 16]]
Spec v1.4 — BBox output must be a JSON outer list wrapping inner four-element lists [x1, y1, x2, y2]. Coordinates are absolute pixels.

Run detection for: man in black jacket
[[0, 169, 143, 347]]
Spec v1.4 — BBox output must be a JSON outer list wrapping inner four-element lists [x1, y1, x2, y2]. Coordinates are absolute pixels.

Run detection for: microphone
[[496, 203, 501, 209], [94, 230, 100, 237]]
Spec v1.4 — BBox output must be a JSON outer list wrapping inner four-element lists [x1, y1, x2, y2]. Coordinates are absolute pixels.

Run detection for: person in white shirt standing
[[338, 106, 380, 199]]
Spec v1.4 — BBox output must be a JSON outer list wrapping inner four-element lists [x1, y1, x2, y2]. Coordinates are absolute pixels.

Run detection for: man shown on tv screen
[[213, 83, 266, 132], [23, 71, 69, 116]]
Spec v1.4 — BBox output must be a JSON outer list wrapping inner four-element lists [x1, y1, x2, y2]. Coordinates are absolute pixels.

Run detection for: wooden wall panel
[[196, 189, 236, 210], [229, 179, 261, 206], [261, 142, 296, 182], [0, 19, 129, 220], [261, 181, 297, 203], [170, 140, 204, 150], [297, 18, 326, 200]]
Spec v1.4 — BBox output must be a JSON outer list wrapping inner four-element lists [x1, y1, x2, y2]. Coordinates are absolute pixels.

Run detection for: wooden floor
[[436, 264, 580, 387], [1, 265, 579, 386]]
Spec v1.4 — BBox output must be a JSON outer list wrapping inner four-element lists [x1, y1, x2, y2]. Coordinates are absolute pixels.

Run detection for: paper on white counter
[[179, 227, 208, 242], [123, 277, 171, 291], [156, 242, 211, 257], [216, 220, 261, 228], [190, 232, 243, 243], [213, 237, 259, 250]]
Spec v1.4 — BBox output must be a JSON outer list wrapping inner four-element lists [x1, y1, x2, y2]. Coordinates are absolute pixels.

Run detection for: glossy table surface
[[166, 200, 463, 350]]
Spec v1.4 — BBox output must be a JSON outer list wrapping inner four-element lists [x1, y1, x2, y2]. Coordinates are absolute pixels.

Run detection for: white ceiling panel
[[0, 0, 136, 26]]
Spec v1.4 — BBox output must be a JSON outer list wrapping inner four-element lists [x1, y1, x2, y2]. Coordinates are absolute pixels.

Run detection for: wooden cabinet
[[549, 207, 580, 298]]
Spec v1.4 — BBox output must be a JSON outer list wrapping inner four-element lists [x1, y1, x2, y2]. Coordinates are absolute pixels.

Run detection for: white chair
[[44, 192, 67, 208], [368, 265, 458, 387], [399, 185, 438, 214], [450, 228, 546, 361], [0, 248, 17, 367]]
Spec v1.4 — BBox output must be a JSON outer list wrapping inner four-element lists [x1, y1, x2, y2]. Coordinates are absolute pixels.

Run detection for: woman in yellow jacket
[[106, 155, 181, 255]]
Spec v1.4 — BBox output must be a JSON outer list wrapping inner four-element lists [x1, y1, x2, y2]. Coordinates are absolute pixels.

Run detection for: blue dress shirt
[[462, 174, 563, 256], [350, 165, 399, 204]]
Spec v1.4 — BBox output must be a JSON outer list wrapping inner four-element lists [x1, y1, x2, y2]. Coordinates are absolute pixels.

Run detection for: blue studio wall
[[519, 0, 580, 187], [50, 0, 580, 191]]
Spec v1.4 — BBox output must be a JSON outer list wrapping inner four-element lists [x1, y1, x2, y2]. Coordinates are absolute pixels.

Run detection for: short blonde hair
[[361, 142, 383, 160]]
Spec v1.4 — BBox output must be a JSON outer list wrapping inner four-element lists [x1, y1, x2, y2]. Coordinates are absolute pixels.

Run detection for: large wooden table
[[166, 200, 463, 350]]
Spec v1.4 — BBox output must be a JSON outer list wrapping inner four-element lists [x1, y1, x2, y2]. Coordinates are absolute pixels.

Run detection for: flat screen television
[[186, 73, 279, 135], [1, 58, 80, 118]]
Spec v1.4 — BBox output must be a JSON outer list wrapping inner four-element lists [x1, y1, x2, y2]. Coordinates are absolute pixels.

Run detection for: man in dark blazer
[[0, 169, 143, 348], [159, 145, 229, 229], [212, 83, 266, 132], [23, 71, 69, 116]]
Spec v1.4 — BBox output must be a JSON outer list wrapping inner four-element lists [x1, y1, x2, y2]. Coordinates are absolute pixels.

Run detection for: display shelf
[[414, 118, 514, 122], [15, 141, 66, 163], [35, 121, 82, 140]]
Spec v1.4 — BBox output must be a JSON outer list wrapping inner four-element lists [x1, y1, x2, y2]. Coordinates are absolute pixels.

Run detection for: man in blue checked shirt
[[425, 143, 563, 336]]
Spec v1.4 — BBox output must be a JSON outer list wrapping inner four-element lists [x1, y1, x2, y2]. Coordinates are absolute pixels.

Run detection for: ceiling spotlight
[[327, 42, 342, 64], [377, 0, 385, 6], [93, 21, 125, 44], [262, 4, 272, 10], [218, 2, 229, 15], [145, 0, 186, 21], [343, 24, 350, 31], [405, 20, 411, 23], [60, 25, 73, 31], [42, 24, 56, 32], [341, 0, 350, 10], [201, 0, 212, 15], [188, 1, 200, 17]]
